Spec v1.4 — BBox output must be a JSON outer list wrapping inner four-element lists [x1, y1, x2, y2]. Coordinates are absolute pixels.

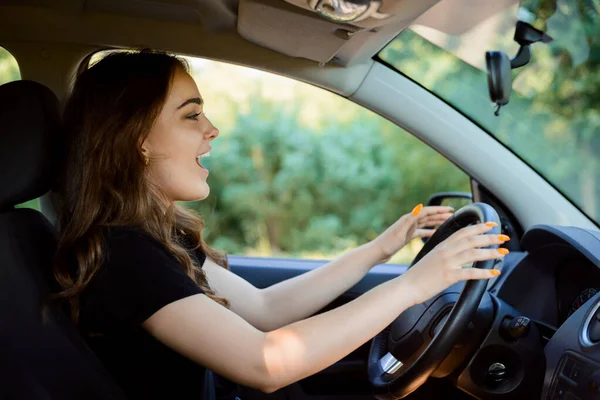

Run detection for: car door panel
[[229, 256, 407, 294]]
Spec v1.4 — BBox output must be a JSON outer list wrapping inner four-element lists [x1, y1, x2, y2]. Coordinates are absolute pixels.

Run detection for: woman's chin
[[177, 184, 210, 203], [194, 182, 211, 201]]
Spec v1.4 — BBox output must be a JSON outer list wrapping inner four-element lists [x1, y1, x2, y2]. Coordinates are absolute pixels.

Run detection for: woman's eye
[[187, 112, 202, 121]]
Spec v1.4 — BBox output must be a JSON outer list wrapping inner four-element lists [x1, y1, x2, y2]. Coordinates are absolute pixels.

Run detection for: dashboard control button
[[486, 362, 506, 387], [500, 316, 531, 340]]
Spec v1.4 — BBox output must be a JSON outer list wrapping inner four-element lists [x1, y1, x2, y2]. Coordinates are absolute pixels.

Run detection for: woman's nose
[[205, 125, 219, 141]]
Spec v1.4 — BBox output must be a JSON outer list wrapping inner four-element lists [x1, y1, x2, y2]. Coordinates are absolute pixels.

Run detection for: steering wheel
[[368, 203, 501, 399]]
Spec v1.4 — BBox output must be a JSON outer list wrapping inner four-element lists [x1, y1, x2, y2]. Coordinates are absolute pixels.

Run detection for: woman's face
[[142, 67, 218, 203]]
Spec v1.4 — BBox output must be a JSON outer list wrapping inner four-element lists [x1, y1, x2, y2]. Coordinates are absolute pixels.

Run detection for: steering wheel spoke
[[380, 352, 404, 375]]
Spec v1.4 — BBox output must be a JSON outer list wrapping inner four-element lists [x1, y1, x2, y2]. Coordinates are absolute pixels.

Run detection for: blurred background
[[2, 45, 468, 263], [4, 0, 597, 264], [181, 58, 469, 263]]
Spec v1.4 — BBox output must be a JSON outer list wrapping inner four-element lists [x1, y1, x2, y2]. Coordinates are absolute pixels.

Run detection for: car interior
[[1, 0, 600, 399]]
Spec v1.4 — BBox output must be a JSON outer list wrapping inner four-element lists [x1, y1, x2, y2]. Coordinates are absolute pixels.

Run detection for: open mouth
[[196, 151, 210, 171]]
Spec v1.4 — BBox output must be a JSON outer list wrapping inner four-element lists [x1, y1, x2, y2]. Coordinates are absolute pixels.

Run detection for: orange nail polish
[[485, 222, 498, 228], [490, 269, 501, 276], [412, 204, 423, 216], [497, 248, 510, 255], [498, 234, 510, 242]]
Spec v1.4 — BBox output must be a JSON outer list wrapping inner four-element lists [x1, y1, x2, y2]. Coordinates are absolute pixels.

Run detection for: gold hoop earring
[[144, 156, 150, 166]]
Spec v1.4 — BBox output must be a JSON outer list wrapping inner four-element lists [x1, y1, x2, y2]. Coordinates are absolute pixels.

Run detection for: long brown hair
[[53, 49, 229, 324]]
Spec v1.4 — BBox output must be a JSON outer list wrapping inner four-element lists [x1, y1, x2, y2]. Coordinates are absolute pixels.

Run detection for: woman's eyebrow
[[177, 97, 203, 109]]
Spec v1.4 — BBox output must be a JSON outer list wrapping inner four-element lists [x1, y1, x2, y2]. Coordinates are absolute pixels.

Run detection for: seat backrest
[[0, 80, 127, 399]]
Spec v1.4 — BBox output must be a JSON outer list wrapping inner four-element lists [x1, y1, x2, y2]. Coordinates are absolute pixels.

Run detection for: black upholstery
[[0, 81, 61, 211], [0, 80, 127, 399]]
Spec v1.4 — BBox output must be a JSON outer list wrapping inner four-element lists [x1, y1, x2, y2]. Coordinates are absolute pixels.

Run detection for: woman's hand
[[372, 204, 454, 263], [399, 221, 509, 306]]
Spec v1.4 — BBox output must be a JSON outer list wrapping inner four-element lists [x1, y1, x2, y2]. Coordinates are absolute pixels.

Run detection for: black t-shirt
[[78, 226, 209, 400]]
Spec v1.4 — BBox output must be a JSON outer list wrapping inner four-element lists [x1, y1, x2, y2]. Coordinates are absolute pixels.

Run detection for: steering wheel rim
[[368, 202, 501, 399]]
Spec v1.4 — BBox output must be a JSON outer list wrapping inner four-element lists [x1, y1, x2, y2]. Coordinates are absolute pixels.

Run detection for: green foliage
[[379, 1, 600, 221], [15, 199, 40, 211], [188, 96, 469, 258], [0, 46, 19, 85], [2, 45, 468, 261]]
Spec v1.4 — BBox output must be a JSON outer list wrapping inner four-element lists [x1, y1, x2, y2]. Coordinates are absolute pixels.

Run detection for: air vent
[[589, 312, 600, 342], [581, 300, 600, 346]]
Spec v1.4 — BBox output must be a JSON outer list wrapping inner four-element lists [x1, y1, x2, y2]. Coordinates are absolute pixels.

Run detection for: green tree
[[188, 95, 469, 259], [0, 46, 19, 85], [380, 0, 600, 220]]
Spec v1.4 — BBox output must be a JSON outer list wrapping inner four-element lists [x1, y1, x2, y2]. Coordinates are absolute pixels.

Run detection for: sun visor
[[282, 0, 439, 29], [238, 0, 355, 63], [238, 0, 440, 65]]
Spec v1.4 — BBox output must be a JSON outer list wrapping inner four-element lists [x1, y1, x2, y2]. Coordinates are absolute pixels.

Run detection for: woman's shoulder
[[100, 225, 205, 269], [103, 226, 168, 252], [81, 225, 205, 330], [104, 225, 156, 243], [100, 226, 178, 269]]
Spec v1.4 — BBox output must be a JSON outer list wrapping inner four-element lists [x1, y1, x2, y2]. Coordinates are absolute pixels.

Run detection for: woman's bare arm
[[203, 242, 381, 332], [144, 274, 410, 393], [203, 206, 454, 331], [144, 223, 505, 393]]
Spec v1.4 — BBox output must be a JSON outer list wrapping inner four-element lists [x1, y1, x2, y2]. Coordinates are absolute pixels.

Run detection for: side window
[[181, 58, 470, 263], [0, 46, 40, 211], [0, 46, 20, 85]]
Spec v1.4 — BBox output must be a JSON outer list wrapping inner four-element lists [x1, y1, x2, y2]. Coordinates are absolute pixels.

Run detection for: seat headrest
[[0, 80, 60, 210]]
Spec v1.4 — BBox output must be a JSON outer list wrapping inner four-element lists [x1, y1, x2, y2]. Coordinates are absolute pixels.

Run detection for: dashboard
[[491, 227, 600, 329], [486, 225, 600, 399], [556, 258, 600, 325]]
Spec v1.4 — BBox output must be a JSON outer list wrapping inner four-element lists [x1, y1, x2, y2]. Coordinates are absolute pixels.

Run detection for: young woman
[[53, 50, 507, 400]]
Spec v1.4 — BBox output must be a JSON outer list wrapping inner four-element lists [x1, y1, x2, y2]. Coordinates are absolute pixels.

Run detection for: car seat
[[0, 80, 127, 399]]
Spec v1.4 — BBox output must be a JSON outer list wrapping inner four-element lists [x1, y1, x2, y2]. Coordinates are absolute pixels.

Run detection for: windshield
[[379, 1, 600, 224]]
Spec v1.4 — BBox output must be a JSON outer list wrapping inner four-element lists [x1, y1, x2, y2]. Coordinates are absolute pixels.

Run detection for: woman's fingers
[[444, 222, 498, 245], [402, 218, 505, 304], [417, 213, 453, 228], [411, 205, 453, 231], [448, 232, 509, 255], [413, 228, 436, 238], [415, 206, 454, 218], [450, 265, 500, 282], [453, 247, 508, 267]]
